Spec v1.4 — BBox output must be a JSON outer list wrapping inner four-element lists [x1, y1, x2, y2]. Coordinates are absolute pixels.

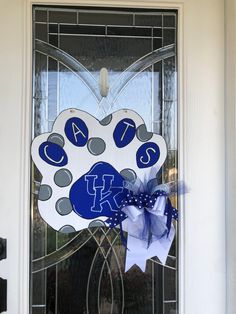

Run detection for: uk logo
[[85, 174, 124, 213], [69, 162, 127, 219]]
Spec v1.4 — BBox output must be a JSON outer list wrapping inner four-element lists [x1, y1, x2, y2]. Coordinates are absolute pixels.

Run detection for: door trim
[[22, 2, 185, 313], [225, 0, 236, 313]]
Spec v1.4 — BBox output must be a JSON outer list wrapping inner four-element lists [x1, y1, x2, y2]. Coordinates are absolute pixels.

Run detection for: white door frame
[[225, 1, 236, 314], [0, 0, 227, 313]]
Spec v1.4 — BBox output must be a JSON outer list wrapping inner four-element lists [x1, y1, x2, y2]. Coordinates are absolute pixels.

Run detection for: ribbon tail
[[125, 235, 147, 272], [119, 220, 128, 248], [125, 226, 176, 272], [165, 197, 178, 237], [142, 210, 152, 248]]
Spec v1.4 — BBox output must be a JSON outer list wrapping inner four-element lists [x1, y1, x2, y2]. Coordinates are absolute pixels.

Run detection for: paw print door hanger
[[31, 108, 177, 271]]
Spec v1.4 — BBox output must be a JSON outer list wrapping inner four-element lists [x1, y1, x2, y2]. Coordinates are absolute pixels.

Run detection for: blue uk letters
[[70, 162, 127, 219]]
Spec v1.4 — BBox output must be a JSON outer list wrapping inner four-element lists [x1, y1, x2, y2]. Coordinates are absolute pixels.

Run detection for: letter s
[[136, 142, 160, 169], [140, 147, 156, 165]]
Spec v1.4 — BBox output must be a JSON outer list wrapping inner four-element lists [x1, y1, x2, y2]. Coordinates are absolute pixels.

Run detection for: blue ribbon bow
[[106, 189, 178, 247]]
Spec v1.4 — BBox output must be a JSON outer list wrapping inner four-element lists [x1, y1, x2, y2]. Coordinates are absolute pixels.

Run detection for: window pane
[[32, 6, 178, 314]]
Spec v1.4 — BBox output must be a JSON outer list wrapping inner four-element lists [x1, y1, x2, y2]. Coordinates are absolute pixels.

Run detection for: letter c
[[44, 145, 65, 164]]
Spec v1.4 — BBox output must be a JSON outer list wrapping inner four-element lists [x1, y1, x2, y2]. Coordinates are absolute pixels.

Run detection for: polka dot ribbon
[[106, 190, 178, 241]]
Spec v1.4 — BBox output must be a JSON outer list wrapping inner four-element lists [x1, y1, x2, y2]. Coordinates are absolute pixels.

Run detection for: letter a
[[72, 122, 86, 143]]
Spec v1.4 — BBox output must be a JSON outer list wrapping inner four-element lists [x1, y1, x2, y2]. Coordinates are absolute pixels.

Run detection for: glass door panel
[[31, 6, 178, 314]]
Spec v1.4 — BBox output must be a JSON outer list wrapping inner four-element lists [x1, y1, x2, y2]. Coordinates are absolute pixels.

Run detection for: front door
[[0, 1, 225, 314], [32, 5, 178, 314]]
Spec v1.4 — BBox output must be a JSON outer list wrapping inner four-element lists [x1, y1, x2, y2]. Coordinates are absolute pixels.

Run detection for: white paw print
[[31, 108, 167, 232]]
